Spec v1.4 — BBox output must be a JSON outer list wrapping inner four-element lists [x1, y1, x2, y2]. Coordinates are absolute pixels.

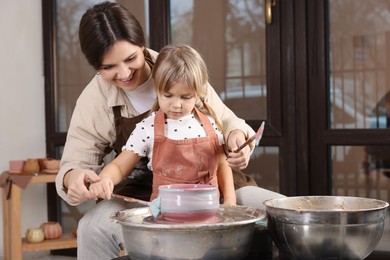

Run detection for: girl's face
[[98, 40, 149, 91], [157, 81, 198, 120]]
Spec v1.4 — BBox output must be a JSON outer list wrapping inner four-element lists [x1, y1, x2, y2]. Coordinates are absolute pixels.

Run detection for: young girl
[[89, 44, 236, 205]]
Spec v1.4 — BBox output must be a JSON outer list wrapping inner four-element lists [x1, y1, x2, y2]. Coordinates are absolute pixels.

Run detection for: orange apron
[[150, 107, 222, 200]]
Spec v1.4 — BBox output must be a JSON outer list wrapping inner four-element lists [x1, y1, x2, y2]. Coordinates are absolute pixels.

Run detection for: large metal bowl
[[264, 196, 389, 260], [111, 205, 264, 260]]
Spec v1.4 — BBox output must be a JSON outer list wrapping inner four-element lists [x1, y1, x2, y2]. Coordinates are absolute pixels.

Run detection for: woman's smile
[[99, 40, 148, 91], [116, 72, 134, 85]]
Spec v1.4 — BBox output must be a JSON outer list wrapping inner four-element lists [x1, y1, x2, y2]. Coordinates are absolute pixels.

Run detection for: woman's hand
[[226, 130, 251, 169], [63, 169, 101, 204]]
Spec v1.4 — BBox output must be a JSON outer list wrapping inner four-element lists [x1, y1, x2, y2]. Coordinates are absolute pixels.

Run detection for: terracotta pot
[[9, 160, 25, 173], [38, 158, 60, 173], [23, 159, 40, 173], [40, 221, 62, 239], [25, 228, 44, 243]]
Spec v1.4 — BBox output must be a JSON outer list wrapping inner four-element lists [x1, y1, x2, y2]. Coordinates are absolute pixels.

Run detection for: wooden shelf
[[2, 172, 77, 260], [30, 173, 57, 184], [22, 233, 77, 252], [8, 172, 57, 184]]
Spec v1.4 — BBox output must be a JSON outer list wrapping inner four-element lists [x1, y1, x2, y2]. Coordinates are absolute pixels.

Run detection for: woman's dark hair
[[79, 1, 149, 70]]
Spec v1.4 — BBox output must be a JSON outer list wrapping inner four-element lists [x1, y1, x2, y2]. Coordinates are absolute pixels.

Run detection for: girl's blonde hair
[[151, 44, 223, 131]]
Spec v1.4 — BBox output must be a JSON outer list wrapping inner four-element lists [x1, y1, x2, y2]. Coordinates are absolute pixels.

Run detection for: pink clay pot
[[158, 184, 219, 222]]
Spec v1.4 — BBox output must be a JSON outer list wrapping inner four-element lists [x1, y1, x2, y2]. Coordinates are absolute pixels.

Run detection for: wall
[[0, 0, 47, 256]]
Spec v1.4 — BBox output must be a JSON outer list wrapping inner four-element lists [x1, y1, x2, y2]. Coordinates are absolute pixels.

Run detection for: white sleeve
[[122, 122, 151, 157]]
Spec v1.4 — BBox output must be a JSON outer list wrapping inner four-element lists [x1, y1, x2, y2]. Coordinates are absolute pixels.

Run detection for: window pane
[[247, 146, 280, 193], [56, 0, 100, 132], [329, 1, 390, 129], [331, 145, 390, 252], [170, 0, 267, 121]]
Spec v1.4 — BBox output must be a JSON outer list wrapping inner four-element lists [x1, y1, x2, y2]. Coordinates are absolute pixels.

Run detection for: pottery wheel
[[112, 205, 265, 229]]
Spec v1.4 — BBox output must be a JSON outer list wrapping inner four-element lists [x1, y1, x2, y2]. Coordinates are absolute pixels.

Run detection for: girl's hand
[[89, 177, 114, 200], [226, 130, 251, 169], [222, 199, 237, 206]]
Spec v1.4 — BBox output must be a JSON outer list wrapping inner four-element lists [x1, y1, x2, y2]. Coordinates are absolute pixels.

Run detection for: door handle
[[266, 0, 276, 24]]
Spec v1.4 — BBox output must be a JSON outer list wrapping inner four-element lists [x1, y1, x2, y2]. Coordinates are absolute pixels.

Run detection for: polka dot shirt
[[122, 111, 224, 170]]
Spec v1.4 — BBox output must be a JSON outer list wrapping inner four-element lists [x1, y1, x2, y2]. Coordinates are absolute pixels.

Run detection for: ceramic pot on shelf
[[38, 158, 60, 173], [40, 221, 62, 239], [25, 228, 44, 243], [23, 159, 40, 173]]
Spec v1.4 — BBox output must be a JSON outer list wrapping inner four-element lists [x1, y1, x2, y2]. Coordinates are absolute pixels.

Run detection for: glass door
[[328, 0, 390, 255], [309, 0, 390, 256]]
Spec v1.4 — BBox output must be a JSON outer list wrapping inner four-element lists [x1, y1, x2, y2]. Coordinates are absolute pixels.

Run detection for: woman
[[56, 2, 284, 259]]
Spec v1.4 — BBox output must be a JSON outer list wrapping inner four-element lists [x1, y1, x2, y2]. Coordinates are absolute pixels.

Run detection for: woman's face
[[157, 81, 198, 120], [98, 40, 149, 91]]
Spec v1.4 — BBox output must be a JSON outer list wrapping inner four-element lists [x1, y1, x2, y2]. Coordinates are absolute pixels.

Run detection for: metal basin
[[111, 205, 265, 260], [264, 196, 389, 260]]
